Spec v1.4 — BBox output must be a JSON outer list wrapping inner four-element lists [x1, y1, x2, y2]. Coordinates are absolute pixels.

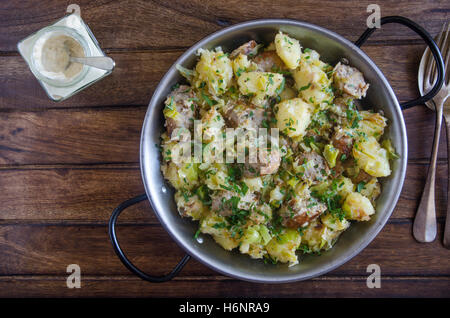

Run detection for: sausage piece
[[280, 196, 327, 228], [230, 40, 258, 59], [225, 103, 264, 130], [295, 151, 330, 184], [332, 128, 353, 157], [164, 85, 196, 137], [332, 62, 369, 99]]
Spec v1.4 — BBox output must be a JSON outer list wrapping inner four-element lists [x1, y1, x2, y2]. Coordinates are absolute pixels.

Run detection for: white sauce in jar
[[32, 31, 85, 82]]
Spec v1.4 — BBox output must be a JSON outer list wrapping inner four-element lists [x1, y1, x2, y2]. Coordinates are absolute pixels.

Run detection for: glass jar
[[29, 26, 91, 87], [17, 7, 114, 102]]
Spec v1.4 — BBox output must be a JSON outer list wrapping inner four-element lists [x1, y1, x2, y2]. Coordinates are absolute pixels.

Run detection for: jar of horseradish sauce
[[30, 26, 91, 87], [17, 5, 114, 101]]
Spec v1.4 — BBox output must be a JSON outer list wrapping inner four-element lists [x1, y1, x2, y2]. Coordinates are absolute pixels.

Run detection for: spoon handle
[[444, 116, 450, 248], [70, 56, 115, 71], [413, 100, 442, 242]]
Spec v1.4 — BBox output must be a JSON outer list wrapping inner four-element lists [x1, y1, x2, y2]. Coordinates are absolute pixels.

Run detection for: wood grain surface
[[0, 0, 449, 298]]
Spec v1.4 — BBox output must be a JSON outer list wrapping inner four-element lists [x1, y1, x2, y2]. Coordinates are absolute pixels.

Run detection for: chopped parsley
[[201, 91, 218, 106], [356, 181, 366, 193], [299, 83, 312, 91]]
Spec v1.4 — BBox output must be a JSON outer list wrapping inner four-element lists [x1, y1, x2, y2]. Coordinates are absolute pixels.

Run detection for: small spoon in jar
[[69, 56, 115, 71]]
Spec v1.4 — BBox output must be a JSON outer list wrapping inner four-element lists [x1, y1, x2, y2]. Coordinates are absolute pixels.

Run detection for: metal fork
[[415, 23, 450, 244]]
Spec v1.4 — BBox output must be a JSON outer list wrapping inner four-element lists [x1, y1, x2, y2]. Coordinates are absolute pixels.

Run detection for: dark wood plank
[[0, 44, 430, 110], [0, 162, 447, 222], [0, 108, 144, 165], [0, 223, 448, 277], [0, 106, 446, 166], [397, 162, 448, 220], [0, 0, 448, 52], [0, 166, 149, 222], [404, 106, 448, 161], [0, 275, 448, 297]]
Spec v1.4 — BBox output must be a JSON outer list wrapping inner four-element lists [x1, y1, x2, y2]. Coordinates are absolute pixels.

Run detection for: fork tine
[[423, 27, 441, 88], [429, 22, 448, 86], [425, 23, 445, 87], [422, 43, 432, 88]]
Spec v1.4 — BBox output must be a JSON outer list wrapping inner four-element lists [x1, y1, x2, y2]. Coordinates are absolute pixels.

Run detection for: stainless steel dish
[[109, 16, 444, 283]]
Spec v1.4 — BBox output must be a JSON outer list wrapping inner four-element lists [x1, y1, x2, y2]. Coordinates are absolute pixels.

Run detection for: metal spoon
[[416, 23, 450, 245], [70, 56, 115, 71]]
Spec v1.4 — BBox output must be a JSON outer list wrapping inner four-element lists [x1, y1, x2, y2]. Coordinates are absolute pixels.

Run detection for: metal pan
[[109, 16, 444, 283]]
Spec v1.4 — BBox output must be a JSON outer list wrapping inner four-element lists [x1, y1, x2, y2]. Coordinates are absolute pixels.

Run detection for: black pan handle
[[108, 194, 191, 282], [355, 16, 444, 110]]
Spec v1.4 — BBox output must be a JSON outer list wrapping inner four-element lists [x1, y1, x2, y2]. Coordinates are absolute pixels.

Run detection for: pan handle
[[355, 16, 444, 110], [108, 194, 191, 282]]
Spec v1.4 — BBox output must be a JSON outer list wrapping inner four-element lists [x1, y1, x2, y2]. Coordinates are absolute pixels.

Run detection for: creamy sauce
[[32, 32, 85, 81]]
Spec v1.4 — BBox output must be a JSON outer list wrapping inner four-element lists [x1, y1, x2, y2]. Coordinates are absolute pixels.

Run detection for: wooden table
[[0, 0, 449, 298]]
